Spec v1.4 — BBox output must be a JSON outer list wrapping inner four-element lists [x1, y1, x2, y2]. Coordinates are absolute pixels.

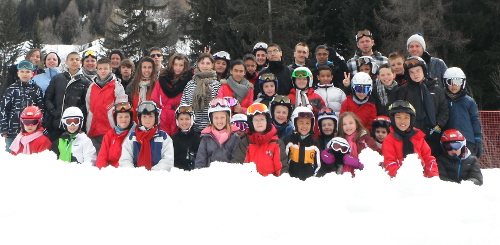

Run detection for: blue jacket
[[445, 93, 482, 144], [33, 68, 60, 95]]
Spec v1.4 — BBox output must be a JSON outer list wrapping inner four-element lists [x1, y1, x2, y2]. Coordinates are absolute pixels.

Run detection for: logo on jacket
[[266, 151, 273, 157]]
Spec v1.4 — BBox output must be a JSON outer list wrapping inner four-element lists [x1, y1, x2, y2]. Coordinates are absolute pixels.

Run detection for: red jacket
[[151, 82, 181, 136], [381, 129, 439, 178], [217, 84, 254, 114], [86, 79, 127, 137], [96, 128, 130, 169], [340, 95, 377, 132], [244, 126, 287, 176], [288, 88, 325, 116], [11, 133, 52, 156]]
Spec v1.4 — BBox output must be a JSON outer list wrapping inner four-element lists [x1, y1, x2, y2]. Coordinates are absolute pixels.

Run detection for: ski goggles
[[247, 103, 268, 116], [353, 85, 371, 94], [297, 111, 314, 119], [177, 105, 194, 114], [318, 107, 336, 116], [21, 119, 40, 126], [223, 97, 239, 107], [356, 30, 372, 41], [83, 50, 97, 59], [272, 95, 291, 105], [292, 69, 312, 78], [259, 73, 277, 82], [445, 78, 465, 86], [17, 60, 34, 70], [331, 142, 349, 153], [137, 101, 157, 113], [442, 141, 465, 151], [209, 100, 229, 108], [404, 59, 420, 68], [63, 117, 81, 126], [233, 121, 249, 131], [114, 102, 132, 112]]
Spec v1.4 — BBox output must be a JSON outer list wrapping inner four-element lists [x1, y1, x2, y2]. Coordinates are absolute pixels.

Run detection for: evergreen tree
[[54, 0, 82, 44], [0, 0, 23, 80], [29, 17, 45, 50], [103, 0, 176, 60]]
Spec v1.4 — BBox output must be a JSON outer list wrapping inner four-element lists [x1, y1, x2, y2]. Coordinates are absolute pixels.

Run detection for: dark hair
[[315, 45, 329, 53], [148, 47, 162, 55], [160, 53, 190, 79], [120, 59, 135, 70], [229, 60, 246, 70], [109, 49, 125, 60], [377, 64, 392, 75], [267, 43, 281, 51], [44, 52, 61, 67], [197, 53, 215, 64], [66, 51, 80, 59], [130, 57, 157, 97], [242, 54, 257, 63], [97, 57, 111, 66], [317, 65, 332, 74]]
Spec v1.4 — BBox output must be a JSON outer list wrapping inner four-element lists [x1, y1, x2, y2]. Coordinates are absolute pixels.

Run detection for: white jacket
[[315, 85, 347, 116], [72, 133, 97, 166]]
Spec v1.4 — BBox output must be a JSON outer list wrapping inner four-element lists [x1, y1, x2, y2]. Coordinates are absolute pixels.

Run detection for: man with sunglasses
[[149, 47, 164, 74], [257, 43, 293, 96], [347, 29, 388, 75]]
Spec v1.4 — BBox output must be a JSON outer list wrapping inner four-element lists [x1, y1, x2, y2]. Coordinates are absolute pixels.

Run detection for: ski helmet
[[326, 137, 350, 154], [440, 129, 467, 156], [112, 101, 133, 127], [61, 106, 84, 132], [137, 101, 160, 127], [404, 56, 428, 81], [258, 73, 279, 94], [20, 106, 43, 131], [291, 67, 313, 89], [356, 56, 378, 75], [213, 51, 231, 62], [371, 115, 391, 142], [246, 103, 272, 133], [351, 72, 373, 104], [388, 100, 416, 129], [231, 113, 249, 132], [270, 95, 293, 122], [443, 67, 467, 92], [317, 107, 338, 135], [208, 98, 231, 124], [175, 104, 195, 131], [291, 106, 315, 134], [252, 42, 268, 54]]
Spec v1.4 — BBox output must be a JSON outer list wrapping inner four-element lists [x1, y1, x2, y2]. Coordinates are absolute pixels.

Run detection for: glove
[[429, 125, 441, 135], [474, 138, 483, 158], [321, 148, 336, 164], [343, 154, 364, 170], [385, 163, 399, 177]]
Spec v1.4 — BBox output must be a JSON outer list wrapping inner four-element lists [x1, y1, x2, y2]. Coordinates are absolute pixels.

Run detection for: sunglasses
[[272, 95, 291, 104], [84, 50, 97, 58], [353, 85, 371, 94], [21, 119, 40, 126], [150, 53, 163, 58], [247, 103, 268, 115], [233, 121, 249, 131], [114, 102, 132, 112], [292, 69, 312, 78], [260, 73, 277, 82], [318, 107, 335, 116], [297, 111, 314, 119], [445, 78, 465, 87], [356, 30, 373, 41], [177, 106, 194, 114], [137, 101, 157, 113], [17, 60, 34, 70], [63, 117, 81, 126], [223, 97, 239, 107], [332, 143, 349, 153], [443, 141, 464, 151]]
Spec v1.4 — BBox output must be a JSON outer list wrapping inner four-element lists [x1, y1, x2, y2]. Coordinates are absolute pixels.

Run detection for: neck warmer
[[135, 126, 157, 170], [227, 76, 253, 102], [95, 72, 113, 88], [159, 72, 190, 98], [375, 79, 398, 106], [211, 126, 230, 145], [9, 128, 44, 154], [192, 69, 217, 112], [393, 126, 417, 158], [83, 67, 97, 78], [295, 89, 310, 107]]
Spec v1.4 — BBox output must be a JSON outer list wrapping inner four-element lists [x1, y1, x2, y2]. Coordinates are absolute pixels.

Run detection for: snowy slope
[[0, 138, 499, 245]]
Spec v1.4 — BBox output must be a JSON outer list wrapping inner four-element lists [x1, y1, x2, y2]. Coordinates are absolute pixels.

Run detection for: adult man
[[407, 33, 448, 88], [149, 47, 164, 74], [310, 45, 349, 92], [347, 29, 388, 74], [257, 43, 293, 96], [289, 42, 313, 70]]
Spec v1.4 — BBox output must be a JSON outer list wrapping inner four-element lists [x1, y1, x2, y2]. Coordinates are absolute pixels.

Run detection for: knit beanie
[[407, 34, 426, 51]]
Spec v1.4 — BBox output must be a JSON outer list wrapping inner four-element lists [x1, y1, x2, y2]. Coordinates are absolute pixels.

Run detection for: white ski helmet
[[326, 137, 350, 153], [213, 51, 231, 62], [61, 106, 84, 131], [356, 56, 378, 75], [443, 67, 466, 90], [230, 113, 247, 123], [291, 106, 315, 134], [208, 98, 231, 124]]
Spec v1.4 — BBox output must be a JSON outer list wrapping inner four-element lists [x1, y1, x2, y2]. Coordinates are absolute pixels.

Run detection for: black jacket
[[171, 129, 201, 171], [0, 64, 44, 97], [44, 70, 90, 130], [259, 60, 293, 96], [437, 150, 483, 186], [371, 81, 399, 116], [424, 78, 449, 128]]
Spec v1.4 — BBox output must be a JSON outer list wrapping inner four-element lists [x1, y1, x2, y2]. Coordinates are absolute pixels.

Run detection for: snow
[[0, 137, 499, 244]]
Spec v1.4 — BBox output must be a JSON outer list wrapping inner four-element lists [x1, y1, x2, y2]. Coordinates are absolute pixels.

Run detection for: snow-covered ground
[[0, 137, 499, 244]]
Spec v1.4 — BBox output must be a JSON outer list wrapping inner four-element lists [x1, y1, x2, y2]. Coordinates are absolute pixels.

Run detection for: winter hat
[[407, 33, 426, 51]]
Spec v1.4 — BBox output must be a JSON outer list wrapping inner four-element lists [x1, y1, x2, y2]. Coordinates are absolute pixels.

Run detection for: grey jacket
[[195, 127, 241, 168]]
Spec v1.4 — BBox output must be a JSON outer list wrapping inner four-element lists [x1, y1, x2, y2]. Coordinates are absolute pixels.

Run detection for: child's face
[[230, 64, 246, 82], [116, 112, 131, 129], [120, 66, 132, 78], [23, 123, 38, 133], [177, 113, 192, 131], [408, 41, 424, 57], [389, 57, 404, 75], [83, 57, 97, 71], [97, 63, 111, 80], [342, 115, 357, 136], [321, 119, 336, 136], [214, 59, 227, 74], [141, 61, 154, 78], [67, 124, 79, 134], [273, 105, 289, 124], [262, 81, 276, 96], [447, 148, 461, 157], [448, 84, 461, 94], [17, 68, 33, 82], [295, 77, 308, 89], [66, 54, 81, 72], [409, 66, 424, 83], [375, 128, 388, 142], [140, 113, 156, 129], [355, 92, 369, 100], [377, 67, 395, 86], [212, 111, 228, 130], [318, 70, 333, 85], [252, 114, 267, 133], [296, 118, 312, 136], [173, 59, 185, 75], [359, 64, 372, 74], [244, 60, 257, 74], [198, 57, 213, 72], [394, 112, 411, 131]]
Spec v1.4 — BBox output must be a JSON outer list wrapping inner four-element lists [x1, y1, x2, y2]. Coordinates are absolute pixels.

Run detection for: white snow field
[[0, 138, 499, 245]]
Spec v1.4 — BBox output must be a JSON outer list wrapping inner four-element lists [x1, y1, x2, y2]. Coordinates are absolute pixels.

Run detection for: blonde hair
[[338, 112, 368, 142], [210, 111, 231, 134]]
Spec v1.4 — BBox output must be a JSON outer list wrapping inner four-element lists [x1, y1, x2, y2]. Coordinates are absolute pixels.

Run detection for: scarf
[[139, 78, 151, 103], [82, 68, 97, 80], [159, 72, 190, 98], [9, 129, 44, 154], [295, 89, 310, 107], [445, 89, 466, 100], [192, 69, 217, 112], [94, 72, 113, 88], [393, 127, 417, 158], [346, 133, 359, 158], [135, 126, 158, 170], [407, 80, 436, 128], [375, 79, 398, 106], [227, 76, 253, 102], [211, 127, 230, 145]]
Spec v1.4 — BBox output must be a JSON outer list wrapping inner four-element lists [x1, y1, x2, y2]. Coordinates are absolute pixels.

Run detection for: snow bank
[[0, 140, 499, 245]]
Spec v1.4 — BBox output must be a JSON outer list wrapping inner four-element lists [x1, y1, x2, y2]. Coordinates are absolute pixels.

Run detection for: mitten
[[474, 138, 483, 158], [321, 148, 335, 164], [343, 154, 364, 170], [385, 163, 399, 177], [423, 160, 439, 178]]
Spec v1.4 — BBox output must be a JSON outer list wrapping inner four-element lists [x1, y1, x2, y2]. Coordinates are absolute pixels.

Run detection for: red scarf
[[135, 126, 158, 170]]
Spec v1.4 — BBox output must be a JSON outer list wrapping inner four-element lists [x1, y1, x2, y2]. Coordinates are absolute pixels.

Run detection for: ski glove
[[321, 148, 335, 164], [343, 154, 364, 170], [385, 163, 399, 178], [429, 125, 441, 135], [474, 138, 483, 158]]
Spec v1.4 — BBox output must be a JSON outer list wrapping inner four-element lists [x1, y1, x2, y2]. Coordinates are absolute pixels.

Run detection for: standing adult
[[33, 52, 61, 95], [1, 49, 44, 96], [81, 50, 98, 81], [149, 47, 164, 75], [347, 29, 388, 74], [109, 49, 124, 81], [257, 43, 293, 96], [288, 42, 313, 70], [310, 45, 349, 93], [407, 33, 448, 88], [151, 53, 192, 136], [253, 42, 268, 72]]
